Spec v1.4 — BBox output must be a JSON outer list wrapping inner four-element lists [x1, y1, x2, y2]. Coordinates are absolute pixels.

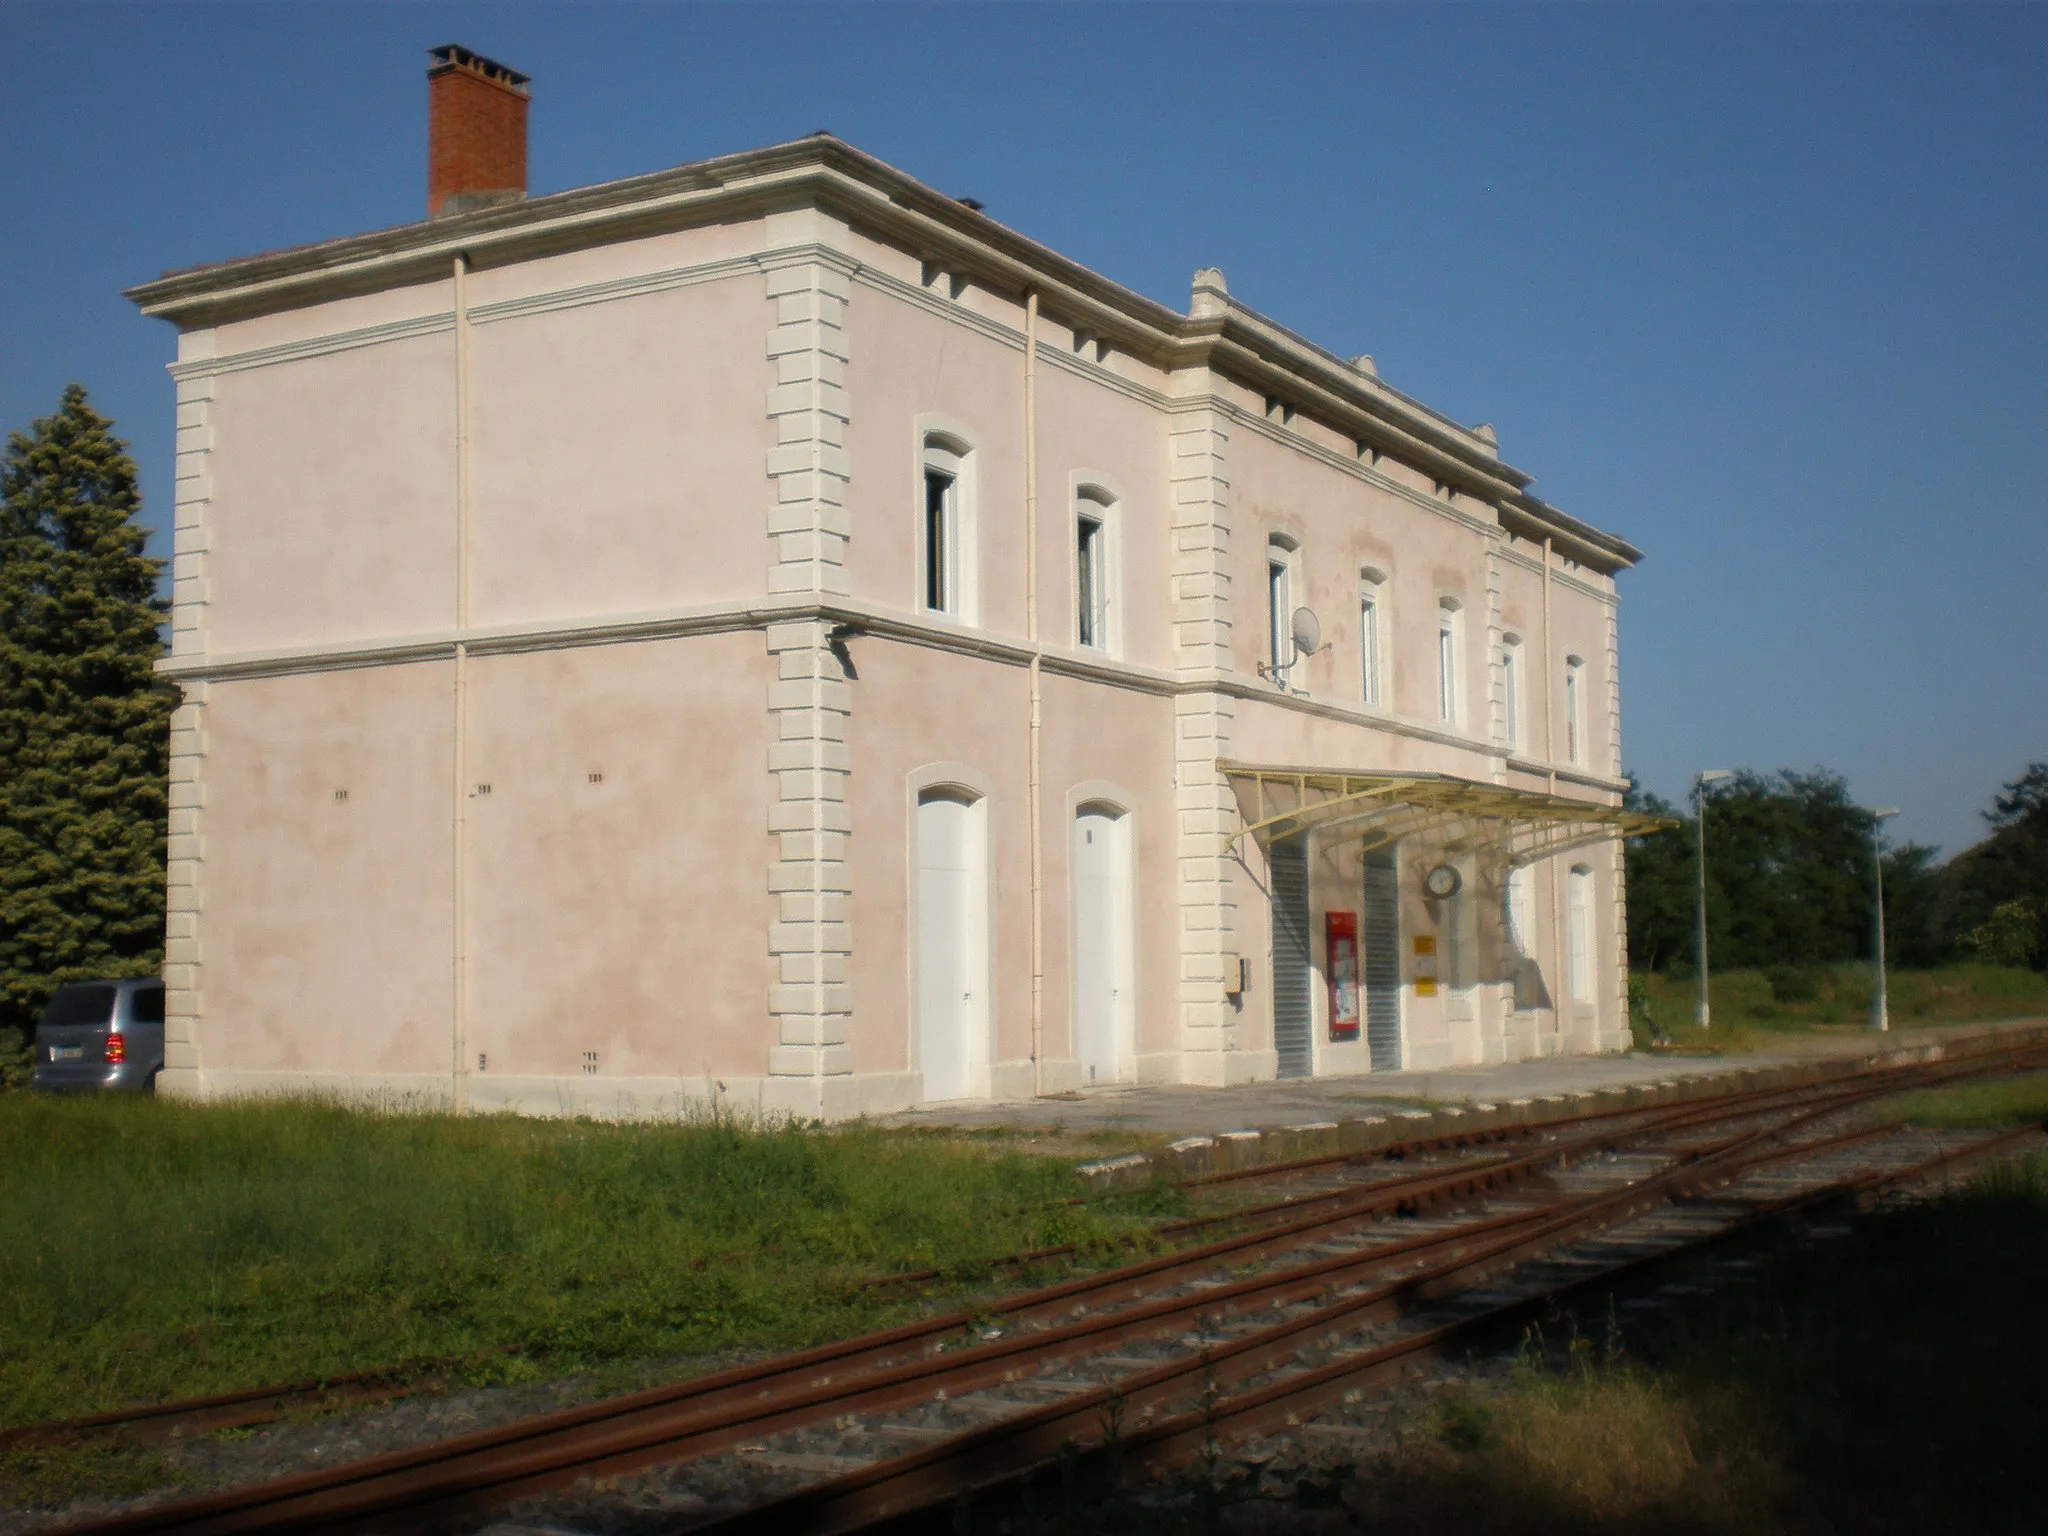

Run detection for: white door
[[1071, 806, 1126, 1085], [917, 791, 982, 1100], [1567, 865, 1594, 1006]]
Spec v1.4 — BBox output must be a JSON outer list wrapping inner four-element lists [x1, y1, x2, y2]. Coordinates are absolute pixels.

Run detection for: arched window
[[1266, 535, 1302, 685], [1074, 484, 1120, 654], [1501, 634, 1524, 753], [917, 427, 979, 622], [1437, 598, 1463, 727], [1358, 566, 1387, 707]]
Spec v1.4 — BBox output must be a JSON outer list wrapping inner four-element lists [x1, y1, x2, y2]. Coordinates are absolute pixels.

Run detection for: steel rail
[[0, 1349, 519, 1452], [0, 1070, 1750, 1462], [699, 1117, 2040, 1535], [37, 1045, 2021, 1457], [48, 1048, 2040, 1535], [866, 1042, 2048, 1289], [860, 1052, 1979, 1294], [64, 1087, 1898, 1535]]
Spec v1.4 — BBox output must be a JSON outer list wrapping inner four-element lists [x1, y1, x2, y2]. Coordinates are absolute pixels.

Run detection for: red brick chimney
[[427, 45, 530, 219]]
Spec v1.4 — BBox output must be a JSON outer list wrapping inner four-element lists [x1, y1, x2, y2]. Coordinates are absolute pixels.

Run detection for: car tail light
[[104, 1033, 126, 1065]]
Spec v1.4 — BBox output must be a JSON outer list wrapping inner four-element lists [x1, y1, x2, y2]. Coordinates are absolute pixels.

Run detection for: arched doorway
[[915, 787, 988, 1101], [1070, 802, 1132, 1085]]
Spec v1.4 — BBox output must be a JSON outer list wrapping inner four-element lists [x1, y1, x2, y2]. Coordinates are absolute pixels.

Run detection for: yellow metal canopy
[[1220, 762, 1677, 870]]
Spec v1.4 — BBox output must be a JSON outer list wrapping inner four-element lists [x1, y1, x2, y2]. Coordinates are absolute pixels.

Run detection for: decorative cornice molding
[[1213, 400, 1504, 541], [154, 595, 1615, 793], [168, 310, 454, 380], [1497, 545, 1618, 605], [472, 249, 767, 325], [125, 135, 1637, 572], [166, 249, 794, 381]]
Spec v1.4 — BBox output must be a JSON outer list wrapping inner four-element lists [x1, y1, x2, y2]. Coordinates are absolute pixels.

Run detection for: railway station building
[[129, 48, 1662, 1119]]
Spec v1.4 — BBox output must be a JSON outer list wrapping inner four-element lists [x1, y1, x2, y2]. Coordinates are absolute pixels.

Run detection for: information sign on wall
[[1412, 933, 1439, 998]]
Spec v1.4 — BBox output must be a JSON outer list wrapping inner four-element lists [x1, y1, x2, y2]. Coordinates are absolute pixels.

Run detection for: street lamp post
[[1870, 807, 1900, 1032], [1694, 770, 1734, 1029]]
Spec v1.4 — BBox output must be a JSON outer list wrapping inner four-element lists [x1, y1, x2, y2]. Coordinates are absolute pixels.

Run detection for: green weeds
[[1633, 963, 2048, 1054], [1878, 1069, 2048, 1129], [0, 1096, 1182, 1438]]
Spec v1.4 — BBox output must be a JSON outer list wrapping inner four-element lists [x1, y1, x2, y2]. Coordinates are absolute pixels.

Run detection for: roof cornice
[[125, 134, 1640, 573]]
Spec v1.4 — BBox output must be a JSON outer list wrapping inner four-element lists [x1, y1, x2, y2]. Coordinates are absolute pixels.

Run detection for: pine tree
[[0, 384, 173, 1045]]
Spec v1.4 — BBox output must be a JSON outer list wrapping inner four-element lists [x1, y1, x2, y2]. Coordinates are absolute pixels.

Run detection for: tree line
[[1, 386, 171, 1070], [1624, 765, 2047, 974]]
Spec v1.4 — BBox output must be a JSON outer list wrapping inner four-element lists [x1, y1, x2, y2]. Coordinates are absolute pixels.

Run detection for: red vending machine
[[1326, 911, 1360, 1041]]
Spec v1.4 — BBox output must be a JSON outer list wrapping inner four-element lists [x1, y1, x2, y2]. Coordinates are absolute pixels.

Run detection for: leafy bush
[[1968, 898, 2042, 969]]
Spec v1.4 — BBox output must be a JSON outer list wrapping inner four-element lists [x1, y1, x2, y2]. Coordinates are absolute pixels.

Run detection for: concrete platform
[[876, 1018, 2048, 1141]]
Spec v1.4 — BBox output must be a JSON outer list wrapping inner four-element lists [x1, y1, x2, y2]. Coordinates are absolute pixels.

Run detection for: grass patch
[[1352, 1154, 2048, 1534], [1877, 1068, 2048, 1129], [0, 1439, 190, 1511], [0, 1095, 1183, 1444], [1631, 963, 2048, 1054]]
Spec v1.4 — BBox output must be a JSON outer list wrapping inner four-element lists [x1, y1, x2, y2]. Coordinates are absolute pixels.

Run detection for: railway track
[[19, 1050, 1920, 1455], [0, 1352, 520, 1455], [32, 1043, 2048, 1536]]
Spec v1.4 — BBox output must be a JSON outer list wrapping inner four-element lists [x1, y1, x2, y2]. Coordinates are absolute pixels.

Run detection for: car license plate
[[50, 1046, 83, 1061]]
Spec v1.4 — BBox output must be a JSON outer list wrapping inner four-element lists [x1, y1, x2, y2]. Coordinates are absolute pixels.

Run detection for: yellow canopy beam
[[1220, 761, 1676, 868]]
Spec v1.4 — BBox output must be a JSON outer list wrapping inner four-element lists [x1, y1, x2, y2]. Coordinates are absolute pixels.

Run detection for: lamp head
[[1873, 807, 1901, 820]]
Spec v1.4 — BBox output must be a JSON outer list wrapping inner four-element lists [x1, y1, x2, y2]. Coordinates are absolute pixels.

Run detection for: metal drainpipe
[[1025, 291, 1044, 1098], [451, 253, 473, 1115], [1542, 536, 1563, 1042]]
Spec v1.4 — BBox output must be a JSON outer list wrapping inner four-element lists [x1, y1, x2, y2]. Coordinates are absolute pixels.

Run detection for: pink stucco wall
[[202, 662, 456, 1076], [152, 153, 1640, 1114]]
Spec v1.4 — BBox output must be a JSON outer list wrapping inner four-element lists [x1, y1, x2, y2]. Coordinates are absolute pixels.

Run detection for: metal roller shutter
[[1363, 847, 1402, 1071], [1269, 836, 1313, 1079]]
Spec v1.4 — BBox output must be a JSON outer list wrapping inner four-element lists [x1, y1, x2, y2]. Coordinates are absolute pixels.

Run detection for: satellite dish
[[1290, 606, 1321, 657]]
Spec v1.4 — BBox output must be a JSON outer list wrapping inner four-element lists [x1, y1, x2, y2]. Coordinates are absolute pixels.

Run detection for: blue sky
[[3, 1, 2042, 857]]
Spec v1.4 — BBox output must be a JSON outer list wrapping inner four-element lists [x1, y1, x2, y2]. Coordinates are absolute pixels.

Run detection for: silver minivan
[[31, 979, 166, 1093]]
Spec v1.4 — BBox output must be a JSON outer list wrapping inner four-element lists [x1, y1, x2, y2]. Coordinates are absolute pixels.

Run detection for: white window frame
[[1358, 566, 1387, 708], [1071, 479, 1122, 656], [1564, 655, 1587, 767], [914, 418, 980, 624], [1501, 634, 1524, 754], [1265, 535, 1301, 685], [1437, 597, 1463, 728]]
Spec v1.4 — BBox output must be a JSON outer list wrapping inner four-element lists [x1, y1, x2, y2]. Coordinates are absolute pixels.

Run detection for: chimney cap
[[428, 43, 530, 93]]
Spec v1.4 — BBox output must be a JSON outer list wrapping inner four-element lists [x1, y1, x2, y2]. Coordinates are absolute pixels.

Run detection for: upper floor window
[[1501, 634, 1524, 753], [1266, 536, 1300, 684], [1437, 598, 1463, 727], [1358, 567, 1386, 708], [1564, 655, 1587, 766], [1074, 484, 1120, 654], [918, 429, 977, 622]]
